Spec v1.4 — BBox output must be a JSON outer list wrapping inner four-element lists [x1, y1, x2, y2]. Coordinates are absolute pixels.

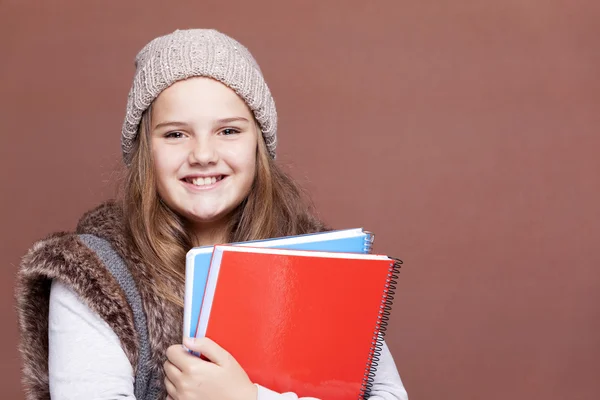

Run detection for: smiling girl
[[16, 29, 408, 400]]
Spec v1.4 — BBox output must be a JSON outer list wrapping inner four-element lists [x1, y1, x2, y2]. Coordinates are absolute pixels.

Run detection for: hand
[[164, 337, 258, 400]]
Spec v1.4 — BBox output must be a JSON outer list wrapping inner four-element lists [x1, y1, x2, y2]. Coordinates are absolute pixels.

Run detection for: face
[[150, 77, 258, 230]]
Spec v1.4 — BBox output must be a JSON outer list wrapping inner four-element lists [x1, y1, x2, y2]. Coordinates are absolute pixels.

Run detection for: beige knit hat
[[121, 29, 278, 165]]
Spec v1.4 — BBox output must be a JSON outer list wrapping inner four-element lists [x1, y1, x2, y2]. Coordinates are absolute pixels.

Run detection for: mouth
[[182, 175, 226, 187]]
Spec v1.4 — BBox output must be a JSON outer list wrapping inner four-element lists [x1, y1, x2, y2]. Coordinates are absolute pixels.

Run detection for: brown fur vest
[[16, 201, 183, 400]]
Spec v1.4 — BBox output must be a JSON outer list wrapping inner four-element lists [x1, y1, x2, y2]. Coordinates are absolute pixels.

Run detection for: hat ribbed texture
[[121, 29, 277, 165]]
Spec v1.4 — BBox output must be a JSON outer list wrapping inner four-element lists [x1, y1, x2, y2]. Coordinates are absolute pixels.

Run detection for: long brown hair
[[121, 105, 327, 306]]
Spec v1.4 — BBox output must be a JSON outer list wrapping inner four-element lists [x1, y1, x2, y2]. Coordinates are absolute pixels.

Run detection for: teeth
[[191, 176, 220, 186]]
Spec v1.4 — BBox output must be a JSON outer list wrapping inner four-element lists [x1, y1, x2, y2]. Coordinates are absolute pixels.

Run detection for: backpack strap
[[78, 234, 157, 399]]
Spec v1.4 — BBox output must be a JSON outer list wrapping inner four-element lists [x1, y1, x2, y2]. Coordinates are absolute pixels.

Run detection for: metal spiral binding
[[363, 231, 375, 254], [360, 257, 402, 399]]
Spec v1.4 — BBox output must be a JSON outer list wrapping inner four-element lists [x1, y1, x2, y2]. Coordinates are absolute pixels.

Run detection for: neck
[[191, 219, 230, 247]]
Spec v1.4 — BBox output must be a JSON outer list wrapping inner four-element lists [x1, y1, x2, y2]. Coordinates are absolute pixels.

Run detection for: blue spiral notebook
[[183, 228, 374, 337]]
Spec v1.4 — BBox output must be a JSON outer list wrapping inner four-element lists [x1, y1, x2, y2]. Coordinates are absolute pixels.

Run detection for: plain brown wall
[[1, 1, 599, 399]]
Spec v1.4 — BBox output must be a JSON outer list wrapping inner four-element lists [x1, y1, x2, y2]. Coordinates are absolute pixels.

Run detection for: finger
[[163, 360, 182, 385], [165, 377, 177, 400], [166, 345, 215, 377], [184, 336, 233, 367], [165, 344, 190, 370]]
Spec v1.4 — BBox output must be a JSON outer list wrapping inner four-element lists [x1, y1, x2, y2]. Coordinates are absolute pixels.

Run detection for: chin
[[183, 207, 233, 225], [184, 212, 222, 224], [166, 198, 241, 226]]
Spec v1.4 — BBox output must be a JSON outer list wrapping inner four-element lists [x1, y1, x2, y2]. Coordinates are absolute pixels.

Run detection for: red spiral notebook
[[195, 246, 400, 399]]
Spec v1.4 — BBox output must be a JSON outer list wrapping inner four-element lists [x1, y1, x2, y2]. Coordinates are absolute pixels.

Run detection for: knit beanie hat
[[121, 29, 277, 165]]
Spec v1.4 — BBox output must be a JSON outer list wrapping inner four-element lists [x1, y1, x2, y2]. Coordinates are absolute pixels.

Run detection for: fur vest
[[16, 201, 183, 400]]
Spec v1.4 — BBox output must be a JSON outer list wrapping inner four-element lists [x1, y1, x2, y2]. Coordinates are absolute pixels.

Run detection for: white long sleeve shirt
[[48, 280, 408, 400]]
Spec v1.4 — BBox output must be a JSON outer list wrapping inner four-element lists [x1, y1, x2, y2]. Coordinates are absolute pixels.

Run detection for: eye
[[165, 131, 185, 139], [220, 128, 240, 136]]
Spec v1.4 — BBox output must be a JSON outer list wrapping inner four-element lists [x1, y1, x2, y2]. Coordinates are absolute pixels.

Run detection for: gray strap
[[78, 234, 154, 399]]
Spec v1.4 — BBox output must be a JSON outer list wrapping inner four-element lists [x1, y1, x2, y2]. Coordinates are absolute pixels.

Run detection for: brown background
[[1, 0, 599, 399]]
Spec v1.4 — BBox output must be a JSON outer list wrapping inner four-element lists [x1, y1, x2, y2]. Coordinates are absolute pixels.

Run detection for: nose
[[188, 135, 219, 166]]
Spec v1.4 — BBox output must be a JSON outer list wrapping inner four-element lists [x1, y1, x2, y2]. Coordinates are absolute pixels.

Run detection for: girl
[[16, 29, 408, 400]]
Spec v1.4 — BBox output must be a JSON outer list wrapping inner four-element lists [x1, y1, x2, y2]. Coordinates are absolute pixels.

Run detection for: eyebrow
[[153, 121, 187, 131], [153, 117, 250, 131], [216, 117, 250, 124]]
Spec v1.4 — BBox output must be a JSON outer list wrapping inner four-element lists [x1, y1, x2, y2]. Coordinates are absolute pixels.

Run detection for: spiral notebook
[[196, 246, 399, 399], [184, 228, 374, 337]]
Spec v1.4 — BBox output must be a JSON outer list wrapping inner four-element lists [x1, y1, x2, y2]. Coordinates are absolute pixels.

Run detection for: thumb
[[184, 337, 232, 366]]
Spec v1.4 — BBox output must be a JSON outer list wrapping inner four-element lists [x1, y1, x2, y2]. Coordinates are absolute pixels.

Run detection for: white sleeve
[[48, 279, 136, 400], [256, 341, 408, 400]]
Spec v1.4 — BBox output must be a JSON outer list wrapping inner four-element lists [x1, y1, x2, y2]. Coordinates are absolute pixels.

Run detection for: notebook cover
[[184, 229, 374, 337], [198, 246, 394, 399]]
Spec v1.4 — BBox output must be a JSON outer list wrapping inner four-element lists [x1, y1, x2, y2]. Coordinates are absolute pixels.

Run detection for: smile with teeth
[[185, 176, 224, 186]]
